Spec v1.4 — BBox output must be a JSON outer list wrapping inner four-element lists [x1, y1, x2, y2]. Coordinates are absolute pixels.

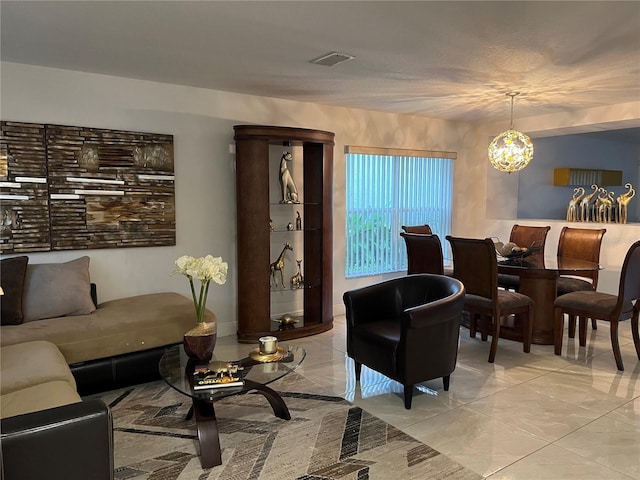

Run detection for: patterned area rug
[[95, 373, 482, 480]]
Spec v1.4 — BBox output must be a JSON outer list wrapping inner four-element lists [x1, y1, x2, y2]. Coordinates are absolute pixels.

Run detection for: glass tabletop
[[497, 255, 601, 273], [159, 344, 306, 402]]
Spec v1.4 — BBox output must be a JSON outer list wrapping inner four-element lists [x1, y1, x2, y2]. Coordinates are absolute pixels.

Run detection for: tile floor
[[215, 316, 640, 479]]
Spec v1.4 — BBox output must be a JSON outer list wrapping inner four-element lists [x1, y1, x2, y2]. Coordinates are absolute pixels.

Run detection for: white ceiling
[[1, 1, 640, 124]]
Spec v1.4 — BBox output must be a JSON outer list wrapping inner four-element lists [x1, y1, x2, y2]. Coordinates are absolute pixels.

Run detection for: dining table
[[496, 255, 601, 345]]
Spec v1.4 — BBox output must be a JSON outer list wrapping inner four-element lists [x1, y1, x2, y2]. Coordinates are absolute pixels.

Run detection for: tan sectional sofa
[[0, 255, 215, 480], [0, 256, 216, 396], [1, 340, 81, 419]]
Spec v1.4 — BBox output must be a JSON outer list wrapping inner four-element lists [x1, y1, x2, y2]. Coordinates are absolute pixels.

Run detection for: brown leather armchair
[[343, 274, 465, 409]]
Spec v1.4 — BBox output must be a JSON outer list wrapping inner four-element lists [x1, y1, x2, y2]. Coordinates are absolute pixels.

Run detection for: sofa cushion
[[0, 340, 77, 395], [0, 256, 29, 325], [0, 292, 215, 364], [0, 380, 81, 419], [22, 256, 96, 322]]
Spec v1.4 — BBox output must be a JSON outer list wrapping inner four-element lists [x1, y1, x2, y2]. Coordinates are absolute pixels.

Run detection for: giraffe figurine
[[290, 259, 304, 289], [270, 242, 293, 288]]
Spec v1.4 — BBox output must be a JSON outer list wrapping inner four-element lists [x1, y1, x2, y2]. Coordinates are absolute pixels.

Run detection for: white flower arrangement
[[173, 255, 228, 323]]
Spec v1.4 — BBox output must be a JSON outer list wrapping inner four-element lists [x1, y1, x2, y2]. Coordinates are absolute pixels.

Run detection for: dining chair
[[497, 224, 551, 291], [556, 226, 606, 335], [401, 224, 433, 234], [400, 232, 444, 275], [554, 240, 640, 371], [446, 236, 534, 363]]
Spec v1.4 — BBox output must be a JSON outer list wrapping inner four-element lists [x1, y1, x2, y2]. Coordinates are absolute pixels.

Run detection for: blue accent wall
[[517, 134, 640, 222]]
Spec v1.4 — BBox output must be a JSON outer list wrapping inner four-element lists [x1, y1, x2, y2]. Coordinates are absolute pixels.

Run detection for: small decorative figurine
[[287, 222, 294, 231], [295, 211, 302, 230], [279, 151, 299, 204], [270, 243, 293, 288], [616, 183, 635, 224], [273, 314, 298, 329], [594, 187, 614, 223], [566, 187, 584, 222], [290, 259, 303, 289], [579, 184, 599, 222]]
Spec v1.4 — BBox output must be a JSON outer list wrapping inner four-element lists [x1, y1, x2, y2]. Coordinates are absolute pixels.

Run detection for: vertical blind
[[345, 146, 455, 278]]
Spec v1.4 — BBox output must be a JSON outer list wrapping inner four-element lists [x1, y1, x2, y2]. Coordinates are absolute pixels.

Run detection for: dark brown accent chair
[[446, 236, 534, 363], [497, 224, 551, 291], [556, 226, 606, 335], [400, 232, 444, 275], [343, 274, 465, 409], [401, 224, 433, 234], [554, 240, 640, 371]]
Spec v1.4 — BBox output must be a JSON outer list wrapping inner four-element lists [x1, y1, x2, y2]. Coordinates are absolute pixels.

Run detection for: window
[[345, 146, 454, 278]]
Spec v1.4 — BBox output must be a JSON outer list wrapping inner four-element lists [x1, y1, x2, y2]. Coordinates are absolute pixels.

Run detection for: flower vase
[[183, 321, 217, 362]]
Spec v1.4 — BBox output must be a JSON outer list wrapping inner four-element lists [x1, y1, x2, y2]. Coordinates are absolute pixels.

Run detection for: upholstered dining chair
[[554, 240, 640, 371], [556, 226, 606, 335], [497, 224, 551, 291], [446, 236, 534, 363], [401, 224, 433, 234], [400, 232, 444, 275], [343, 274, 465, 409]]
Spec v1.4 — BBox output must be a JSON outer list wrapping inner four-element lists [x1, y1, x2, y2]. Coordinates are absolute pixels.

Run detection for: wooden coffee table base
[[189, 380, 291, 468]]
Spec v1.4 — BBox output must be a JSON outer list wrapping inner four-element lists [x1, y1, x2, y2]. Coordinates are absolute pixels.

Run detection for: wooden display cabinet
[[234, 125, 334, 343]]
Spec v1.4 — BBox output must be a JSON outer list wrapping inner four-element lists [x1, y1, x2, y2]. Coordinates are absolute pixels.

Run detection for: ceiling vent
[[310, 52, 355, 67]]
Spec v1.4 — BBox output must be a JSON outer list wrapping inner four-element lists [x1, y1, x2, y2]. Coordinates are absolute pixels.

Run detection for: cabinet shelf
[[270, 283, 319, 293], [234, 125, 334, 343], [271, 228, 320, 233]]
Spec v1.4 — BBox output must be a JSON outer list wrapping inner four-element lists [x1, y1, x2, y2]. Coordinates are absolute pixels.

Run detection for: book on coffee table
[[192, 362, 245, 390]]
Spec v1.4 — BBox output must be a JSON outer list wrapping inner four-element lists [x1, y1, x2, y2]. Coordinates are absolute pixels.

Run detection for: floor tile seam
[[601, 396, 640, 428], [549, 435, 639, 480], [516, 380, 638, 417], [481, 442, 556, 480], [574, 370, 640, 396], [462, 393, 604, 443], [535, 361, 640, 393], [429, 402, 551, 442]]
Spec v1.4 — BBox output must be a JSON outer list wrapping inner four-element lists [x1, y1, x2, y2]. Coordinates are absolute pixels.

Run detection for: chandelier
[[488, 92, 534, 173]]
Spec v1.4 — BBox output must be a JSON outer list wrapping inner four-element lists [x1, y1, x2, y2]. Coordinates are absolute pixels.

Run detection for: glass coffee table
[[159, 344, 306, 468]]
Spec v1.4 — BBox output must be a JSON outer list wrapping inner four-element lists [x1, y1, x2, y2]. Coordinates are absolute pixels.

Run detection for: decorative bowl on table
[[493, 239, 541, 259]]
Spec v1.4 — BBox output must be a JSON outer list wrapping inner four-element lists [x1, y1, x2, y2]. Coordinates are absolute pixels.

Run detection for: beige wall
[[1, 62, 637, 335]]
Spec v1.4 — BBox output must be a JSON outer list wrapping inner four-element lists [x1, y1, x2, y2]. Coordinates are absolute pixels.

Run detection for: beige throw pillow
[[22, 256, 96, 322]]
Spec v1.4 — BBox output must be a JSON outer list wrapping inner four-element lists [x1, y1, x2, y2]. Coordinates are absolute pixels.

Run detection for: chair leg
[[578, 316, 588, 347], [523, 309, 533, 354], [568, 314, 577, 338], [354, 361, 362, 381], [554, 307, 564, 355], [443, 375, 450, 391], [631, 308, 640, 360], [480, 315, 489, 342], [488, 316, 500, 363], [610, 320, 624, 371], [469, 312, 477, 338], [404, 385, 414, 410], [591, 317, 598, 330]]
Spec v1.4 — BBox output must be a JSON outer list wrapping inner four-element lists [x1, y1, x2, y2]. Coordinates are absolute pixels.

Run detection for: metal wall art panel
[[0, 121, 175, 253]]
